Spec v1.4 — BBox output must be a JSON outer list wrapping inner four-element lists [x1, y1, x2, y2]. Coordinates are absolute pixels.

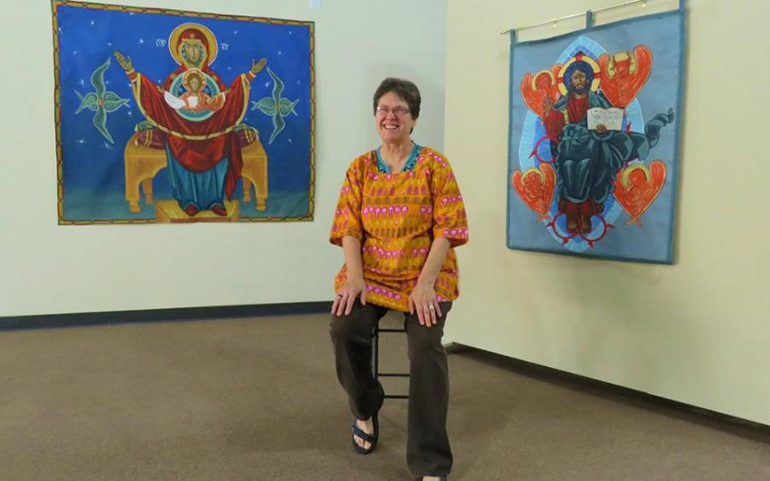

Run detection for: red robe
[[544, 94, 589, 140], [129, 69, 254, 200]]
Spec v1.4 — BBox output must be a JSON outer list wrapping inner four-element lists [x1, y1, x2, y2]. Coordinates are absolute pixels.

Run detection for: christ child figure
[[164, 69, 226, 113]]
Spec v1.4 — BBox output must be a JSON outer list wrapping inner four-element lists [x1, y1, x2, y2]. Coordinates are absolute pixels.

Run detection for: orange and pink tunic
[[330, 146, 469, 312]]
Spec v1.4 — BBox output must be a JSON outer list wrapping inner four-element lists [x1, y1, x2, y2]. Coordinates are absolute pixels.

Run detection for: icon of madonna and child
[[114, 22, 266, 218]]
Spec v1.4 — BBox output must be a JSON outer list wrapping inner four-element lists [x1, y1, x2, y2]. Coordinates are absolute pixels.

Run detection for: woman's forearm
[[417, 237, 451, 287], [342, 236, 364, 282]]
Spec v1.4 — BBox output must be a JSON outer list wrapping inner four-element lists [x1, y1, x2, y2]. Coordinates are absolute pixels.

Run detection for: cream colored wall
[[0, 0, 447, 317], [444, 0, 770, 424]]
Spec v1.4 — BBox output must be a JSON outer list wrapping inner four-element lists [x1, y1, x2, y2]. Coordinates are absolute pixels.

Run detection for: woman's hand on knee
[[408, 282, 442, 327], [332, 276, 367, 316]]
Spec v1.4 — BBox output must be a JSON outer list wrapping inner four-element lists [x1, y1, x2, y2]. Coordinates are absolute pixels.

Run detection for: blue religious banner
[[52, 1, 315, 224], [507, 2, 685, 263]]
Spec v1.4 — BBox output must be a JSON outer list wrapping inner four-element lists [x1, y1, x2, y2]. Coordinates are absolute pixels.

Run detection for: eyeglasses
[[376, 106, 410, 117]]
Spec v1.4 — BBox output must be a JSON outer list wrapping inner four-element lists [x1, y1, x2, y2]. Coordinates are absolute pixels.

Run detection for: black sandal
[[351, 413, 379, 455]]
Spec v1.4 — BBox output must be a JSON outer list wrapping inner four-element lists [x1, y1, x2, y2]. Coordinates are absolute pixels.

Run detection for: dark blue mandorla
[[74, 57, 130, 143], [250, 67, 299, 144]]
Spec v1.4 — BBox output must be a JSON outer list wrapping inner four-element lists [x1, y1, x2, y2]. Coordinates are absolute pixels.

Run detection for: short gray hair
[[372, 78, 421, 119]]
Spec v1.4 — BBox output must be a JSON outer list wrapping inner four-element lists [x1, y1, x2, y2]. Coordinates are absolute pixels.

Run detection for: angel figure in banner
[[114, 22, 266, 217], [515, 46, 675, 246]]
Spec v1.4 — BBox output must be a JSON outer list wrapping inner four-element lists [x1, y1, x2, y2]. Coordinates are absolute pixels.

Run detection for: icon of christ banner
[[507, 2, 685, 263]]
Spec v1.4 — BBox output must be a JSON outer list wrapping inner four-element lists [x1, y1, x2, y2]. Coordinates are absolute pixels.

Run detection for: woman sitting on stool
[[329, 77, 469, 481]]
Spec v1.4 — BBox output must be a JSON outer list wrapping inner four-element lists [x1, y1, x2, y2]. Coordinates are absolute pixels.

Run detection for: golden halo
[[530, 69, 556, 92], [522, 168, 546, 183], [557, 54, 601, 96], [182, 68, 206, 89], [168, 23, 218, 67], [621, 164, 651, 186]]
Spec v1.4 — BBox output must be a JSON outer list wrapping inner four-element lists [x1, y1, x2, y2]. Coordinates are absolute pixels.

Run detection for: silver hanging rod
[[500, 0, 654, 35]]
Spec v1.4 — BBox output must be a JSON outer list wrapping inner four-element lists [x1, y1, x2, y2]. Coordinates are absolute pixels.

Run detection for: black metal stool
[[372, 321, 409, 400]]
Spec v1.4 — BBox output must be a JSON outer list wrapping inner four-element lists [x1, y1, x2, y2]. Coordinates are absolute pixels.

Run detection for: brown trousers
[[330, 300, 453, 477]]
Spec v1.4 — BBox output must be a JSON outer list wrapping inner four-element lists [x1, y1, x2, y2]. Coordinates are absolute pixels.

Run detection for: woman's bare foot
[[422, 477, 442, 481], [353, 417, 374, 450]]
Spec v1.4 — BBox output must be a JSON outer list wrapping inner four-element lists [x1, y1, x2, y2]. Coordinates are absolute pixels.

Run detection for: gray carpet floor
[[0, 312, 767, 481]]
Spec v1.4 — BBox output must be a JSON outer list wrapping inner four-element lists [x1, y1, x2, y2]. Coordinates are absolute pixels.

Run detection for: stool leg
[[378, 324, 410, 400], [243, 177, 253, 202], [142, 178, 154, 204], [371, 325, 379, 380]]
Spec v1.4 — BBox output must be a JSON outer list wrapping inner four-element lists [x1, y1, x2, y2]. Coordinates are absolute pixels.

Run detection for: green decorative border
[[51, 0, 316, 225]]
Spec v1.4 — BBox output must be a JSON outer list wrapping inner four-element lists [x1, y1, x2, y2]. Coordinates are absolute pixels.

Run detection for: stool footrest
[[384, 394, 409, 400], [380, 373, 410, 377]]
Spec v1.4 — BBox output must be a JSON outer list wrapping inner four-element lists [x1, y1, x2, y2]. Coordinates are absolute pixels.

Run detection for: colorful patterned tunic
[[330, 146, 469, 312]]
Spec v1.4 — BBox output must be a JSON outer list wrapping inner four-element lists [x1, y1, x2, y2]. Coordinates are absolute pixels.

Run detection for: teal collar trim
[[376, 143, 421, 173]]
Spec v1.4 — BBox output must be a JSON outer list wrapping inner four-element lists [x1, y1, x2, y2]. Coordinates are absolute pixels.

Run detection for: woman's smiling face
[[375, 91, 416, 143]]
